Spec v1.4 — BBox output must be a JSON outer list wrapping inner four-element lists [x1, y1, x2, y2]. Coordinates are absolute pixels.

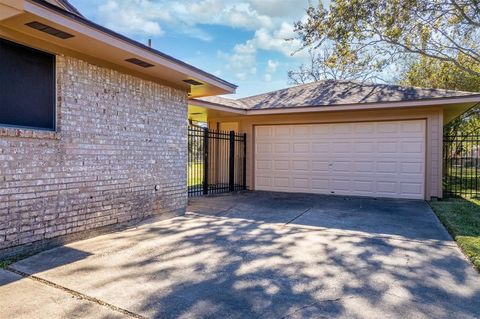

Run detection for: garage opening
[[254, 120, 426, 199]]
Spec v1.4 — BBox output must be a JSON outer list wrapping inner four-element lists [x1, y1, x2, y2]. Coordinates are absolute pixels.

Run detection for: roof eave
[[0, 0, 237, 96]]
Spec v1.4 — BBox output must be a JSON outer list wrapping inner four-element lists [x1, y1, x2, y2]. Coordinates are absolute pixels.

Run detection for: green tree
[[401, 55, 480, 136], [294, 0, 480, 78]]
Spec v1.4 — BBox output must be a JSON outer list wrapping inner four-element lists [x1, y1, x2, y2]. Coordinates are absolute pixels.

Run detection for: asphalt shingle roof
[[196, 80, 480, 110]]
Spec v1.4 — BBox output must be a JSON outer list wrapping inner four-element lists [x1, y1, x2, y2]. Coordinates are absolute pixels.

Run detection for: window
[[0, 38, 56, 131]]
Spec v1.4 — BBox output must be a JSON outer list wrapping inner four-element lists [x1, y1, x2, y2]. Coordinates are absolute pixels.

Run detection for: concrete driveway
[[1, 191, 480, 319]]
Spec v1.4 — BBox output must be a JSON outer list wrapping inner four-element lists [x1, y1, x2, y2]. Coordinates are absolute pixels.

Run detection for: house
[[0, 0, 236, 258], [1, 0, 480, 260], [189, 81, 480, 200]]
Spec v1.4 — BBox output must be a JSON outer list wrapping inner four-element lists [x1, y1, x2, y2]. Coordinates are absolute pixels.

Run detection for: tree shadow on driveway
[[8, 192, 480, 319]]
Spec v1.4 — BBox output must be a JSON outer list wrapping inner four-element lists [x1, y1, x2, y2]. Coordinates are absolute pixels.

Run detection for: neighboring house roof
[[195, 80, 480, 110]]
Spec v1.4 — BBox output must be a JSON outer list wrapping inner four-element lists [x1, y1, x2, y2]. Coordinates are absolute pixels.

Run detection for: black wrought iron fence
[[444, 133, 480, 198], [188, 126, 246, 197]]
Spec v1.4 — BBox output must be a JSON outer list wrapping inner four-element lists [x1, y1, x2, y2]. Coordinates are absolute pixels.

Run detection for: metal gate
[[444, 133, 480, 198], [188, 126, 246, 197]]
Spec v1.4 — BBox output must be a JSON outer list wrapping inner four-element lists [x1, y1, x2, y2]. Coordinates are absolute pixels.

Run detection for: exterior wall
[[210, 106, 443, 199], [0, 55, 188, 258]]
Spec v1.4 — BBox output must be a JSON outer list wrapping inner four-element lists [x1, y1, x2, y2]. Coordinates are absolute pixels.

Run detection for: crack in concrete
[[186, 211, 457, 248], [284, 207, 312, 226], [280, 296, 357, 319], [6, 267, 146, 319]]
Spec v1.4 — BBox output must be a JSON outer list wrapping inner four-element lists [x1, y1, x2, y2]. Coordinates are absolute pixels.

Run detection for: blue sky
[[69, 0, 314, 98]]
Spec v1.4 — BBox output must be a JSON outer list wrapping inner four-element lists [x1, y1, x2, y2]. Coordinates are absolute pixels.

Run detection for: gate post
[[243, 133, 247, 190], [229, 131, 235, 192], [203, 127, 209, 195]]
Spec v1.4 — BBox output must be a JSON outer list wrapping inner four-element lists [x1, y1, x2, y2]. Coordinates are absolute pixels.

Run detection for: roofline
[[189, 98, 247, 114], [56, 0, 83, 17], [28, 0, 237, 91], [237, 80, 480, 103], [190, 94, 480, 116]]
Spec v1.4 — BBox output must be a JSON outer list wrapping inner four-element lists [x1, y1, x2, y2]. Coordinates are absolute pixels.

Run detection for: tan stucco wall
[[209, 106, 444, 199]]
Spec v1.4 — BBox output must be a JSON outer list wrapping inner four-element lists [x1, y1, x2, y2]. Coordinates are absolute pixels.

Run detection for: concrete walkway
[[1, 192, 480, 318]]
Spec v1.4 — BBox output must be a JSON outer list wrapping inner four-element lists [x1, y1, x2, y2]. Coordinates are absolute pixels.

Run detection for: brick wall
[[0, 55, 188, 259]]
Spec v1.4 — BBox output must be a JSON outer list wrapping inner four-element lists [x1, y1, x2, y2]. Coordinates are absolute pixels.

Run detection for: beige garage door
[[254, 120, 426, 199]]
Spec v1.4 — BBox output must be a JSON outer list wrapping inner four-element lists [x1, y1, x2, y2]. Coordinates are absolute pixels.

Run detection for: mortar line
[[6, 267, 146, 319]]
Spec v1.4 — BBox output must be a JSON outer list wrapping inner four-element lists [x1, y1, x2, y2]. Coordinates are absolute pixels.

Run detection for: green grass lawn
[[429, 197, 480, 270], [188, 163, 204, 187]]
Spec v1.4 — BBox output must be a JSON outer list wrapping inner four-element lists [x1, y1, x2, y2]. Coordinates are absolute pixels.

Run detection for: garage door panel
[[354, 161, 375, 172], [312, 160, 330, 172], [292, 178, 309, 189], [312, 179, 329, 190], [377, 122, 400, 133], [401, 162, 423, 174], [354, 180, 374, 192], [354, 142, 375, 153], [274, 126, 291, 137], [377, 142, 398, 153], [292, 125, 311, 136], [377, 162, 397, 173], [311, 125, 330, 134], [274, 160, 290, 170], [400, 182, 423, 195], [292, 160, 309, 171], [401, 141, 423, 153], [274, 177, 289, 188], [402, 121, 424, 133], [256, 126, 273, 138], [293, 143, 309, 153], [255, 120, 425, 199], [256, 160, 272, 170], [312, 142, 330, 153], [333, 143, 352, 153], [274, 143, 290, 153], [256, 176, 272, 188], [332, 161, 352, 172], [354, 122, 375, 133], [256, 143, 272, 154], [333, 123, 353, 134]]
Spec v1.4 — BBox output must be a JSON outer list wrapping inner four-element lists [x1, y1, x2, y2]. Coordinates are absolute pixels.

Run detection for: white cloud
[[264, 59, 279, 81], [223, 3, 273, 30], [248, 0, 309, 18], [98, 0, 164, 36], [93, 0, 311, 82], [266, 59, 279, 73], [218, 44, 257, 80], [95, 0, 285, 39]]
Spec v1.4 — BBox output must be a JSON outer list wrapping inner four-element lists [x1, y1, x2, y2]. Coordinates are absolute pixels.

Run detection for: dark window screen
[[0, 38, 55, 130]]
